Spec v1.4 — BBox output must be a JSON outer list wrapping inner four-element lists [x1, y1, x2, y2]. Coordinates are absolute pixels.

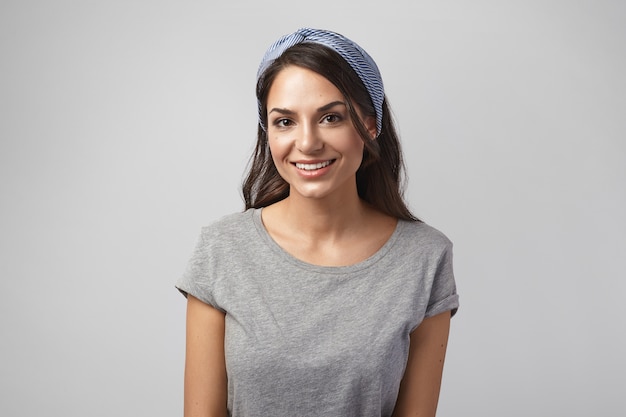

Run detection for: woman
[[177, 28, 459, 417]]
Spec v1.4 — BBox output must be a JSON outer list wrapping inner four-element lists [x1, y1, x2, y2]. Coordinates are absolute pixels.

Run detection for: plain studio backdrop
[[1, 1, 624, 416]]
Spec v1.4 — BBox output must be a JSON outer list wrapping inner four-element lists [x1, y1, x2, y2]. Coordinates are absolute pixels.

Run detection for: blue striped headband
[[257, 28, 384, 135]]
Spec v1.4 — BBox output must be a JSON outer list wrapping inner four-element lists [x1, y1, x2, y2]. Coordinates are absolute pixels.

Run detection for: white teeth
[[295, 160, 333, 170]]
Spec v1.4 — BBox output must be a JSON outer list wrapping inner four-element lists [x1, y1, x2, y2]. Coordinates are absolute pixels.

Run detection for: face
[[265, 65, 376, 202]]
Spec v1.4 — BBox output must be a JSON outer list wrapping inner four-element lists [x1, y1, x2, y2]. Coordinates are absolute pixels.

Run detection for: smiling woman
[[265, 66, 370, 201], [176, 28, 459, 417]]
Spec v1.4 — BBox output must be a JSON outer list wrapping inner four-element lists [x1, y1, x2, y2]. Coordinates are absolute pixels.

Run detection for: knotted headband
[[256, 28, 384, 135]]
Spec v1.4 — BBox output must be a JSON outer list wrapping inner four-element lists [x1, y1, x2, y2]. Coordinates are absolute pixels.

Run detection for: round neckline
[[250, 208, 406, 274]]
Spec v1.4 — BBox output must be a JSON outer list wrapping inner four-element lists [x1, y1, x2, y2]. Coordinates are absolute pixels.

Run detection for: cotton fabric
[[256, 27, 385, 135], [177, 209, 458, 417]]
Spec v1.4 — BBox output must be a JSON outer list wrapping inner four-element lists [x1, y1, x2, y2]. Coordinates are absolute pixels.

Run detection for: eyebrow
[[268, 100, 346, 116]]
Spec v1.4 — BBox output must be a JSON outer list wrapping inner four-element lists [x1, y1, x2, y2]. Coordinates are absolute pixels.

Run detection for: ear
[[364, 116, 377, 140]]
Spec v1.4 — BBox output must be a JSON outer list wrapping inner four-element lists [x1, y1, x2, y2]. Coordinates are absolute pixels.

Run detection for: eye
[[322, 113, 342, 124], [273, 118, 293, 128]]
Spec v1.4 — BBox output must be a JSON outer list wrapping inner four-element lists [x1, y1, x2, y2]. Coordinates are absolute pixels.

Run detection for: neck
[[277, 190, 368, 240]]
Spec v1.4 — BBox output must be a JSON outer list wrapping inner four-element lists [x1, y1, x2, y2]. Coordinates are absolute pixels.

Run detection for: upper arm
[[184, 295, 228, 417], [392, 311, 452, 417]]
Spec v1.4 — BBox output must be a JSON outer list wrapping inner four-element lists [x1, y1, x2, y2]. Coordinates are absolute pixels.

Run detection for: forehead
[[266, 65, 343, 107]]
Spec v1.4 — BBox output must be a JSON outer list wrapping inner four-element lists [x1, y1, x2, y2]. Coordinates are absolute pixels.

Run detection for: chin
[[292, 190, 332, 200], [290, 184, 356, 202]]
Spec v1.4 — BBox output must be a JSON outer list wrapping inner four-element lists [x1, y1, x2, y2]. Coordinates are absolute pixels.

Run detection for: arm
[[183, 295, 228, 417], [392, 311, 452, 417]]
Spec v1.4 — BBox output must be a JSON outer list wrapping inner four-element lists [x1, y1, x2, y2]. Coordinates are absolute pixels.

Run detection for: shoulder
[[192, 209, 261, 254], [199, 209, 257, 239], [396, 220, 453, 257]]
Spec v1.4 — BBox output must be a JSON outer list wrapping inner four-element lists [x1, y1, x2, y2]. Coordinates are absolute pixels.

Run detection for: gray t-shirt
[[177, 208, 459, 417]]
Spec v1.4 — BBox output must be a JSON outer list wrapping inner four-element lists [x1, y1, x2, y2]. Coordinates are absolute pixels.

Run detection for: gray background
[[1, 1, 624, 416]]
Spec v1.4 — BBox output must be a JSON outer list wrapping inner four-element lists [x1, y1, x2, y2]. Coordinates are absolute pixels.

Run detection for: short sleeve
[[424, 241, 459, 318], [175, 228, 224, 312]]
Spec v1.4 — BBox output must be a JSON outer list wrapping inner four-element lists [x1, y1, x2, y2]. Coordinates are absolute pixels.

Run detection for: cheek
[[348, 141, 366, 169], [268, 132, 294, 154], [268, 135, 280, 155], [343, 136, 365, 160], [267, 136, 289, 169]]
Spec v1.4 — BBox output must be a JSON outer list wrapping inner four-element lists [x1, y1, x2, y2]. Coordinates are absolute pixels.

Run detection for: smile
[[294, 160, 336, 171]]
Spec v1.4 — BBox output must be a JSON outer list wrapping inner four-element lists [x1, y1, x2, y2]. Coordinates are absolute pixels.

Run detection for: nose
[[295, 123, 323, 154]]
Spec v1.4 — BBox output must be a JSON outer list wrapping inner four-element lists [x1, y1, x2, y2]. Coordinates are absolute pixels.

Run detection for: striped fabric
[[257, 28, 384, 135]]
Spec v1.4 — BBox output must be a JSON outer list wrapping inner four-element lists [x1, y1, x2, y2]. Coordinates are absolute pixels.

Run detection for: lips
[[294, 159, 336, 171]]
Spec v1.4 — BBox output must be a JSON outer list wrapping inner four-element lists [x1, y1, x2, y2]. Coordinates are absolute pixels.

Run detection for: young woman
[[177, 28, 459, 417]]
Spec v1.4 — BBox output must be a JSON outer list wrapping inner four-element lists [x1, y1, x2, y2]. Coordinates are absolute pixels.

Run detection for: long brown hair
[[242, 43, 418, 221]]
